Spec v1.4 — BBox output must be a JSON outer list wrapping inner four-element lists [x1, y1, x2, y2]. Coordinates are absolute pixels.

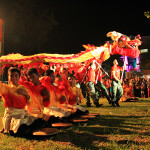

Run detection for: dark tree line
[[0, 0, 58, 55]]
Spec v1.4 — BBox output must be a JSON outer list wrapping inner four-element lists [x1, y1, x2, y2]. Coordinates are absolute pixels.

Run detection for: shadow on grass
[[88, 115, 150, 126], [78, 126, 136, 135], [115, 139, 150, 146], [51, 114, 142, 149], [52, 126, 148, 150], [8, 113, 150, 150], [53, 130, 110, 150], [6, 98, 150, 149], [138, 99, 150, 103]]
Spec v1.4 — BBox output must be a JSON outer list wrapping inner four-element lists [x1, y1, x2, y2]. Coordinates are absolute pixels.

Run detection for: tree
[[3, 0, 58, 55]]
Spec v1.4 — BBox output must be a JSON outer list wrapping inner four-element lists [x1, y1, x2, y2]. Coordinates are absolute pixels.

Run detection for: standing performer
[[95, 64, 111, 104], [75, 62, 87, 98], [86, 61, 103, 107], [111, 59, 123, 107]]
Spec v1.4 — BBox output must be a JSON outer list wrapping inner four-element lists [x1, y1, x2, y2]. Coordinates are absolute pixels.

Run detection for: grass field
[[0, 98, 150, 150]]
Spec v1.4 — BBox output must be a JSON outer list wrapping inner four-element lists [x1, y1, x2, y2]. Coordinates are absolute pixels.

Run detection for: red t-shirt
[[1, 84, 27, 109], [19, 79, 50, 107], [111, 66, 122, 80], [87, 68, 95, 82], [75, 67, 87, 82], [95, 69, 104, 81], [34, 83, 50, 107]]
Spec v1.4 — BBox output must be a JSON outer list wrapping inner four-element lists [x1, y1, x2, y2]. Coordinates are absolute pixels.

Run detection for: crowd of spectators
[[101, 75, 150, 102]]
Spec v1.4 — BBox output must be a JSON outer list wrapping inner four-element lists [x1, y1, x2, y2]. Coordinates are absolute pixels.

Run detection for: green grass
[[0, 98, 150, 150]]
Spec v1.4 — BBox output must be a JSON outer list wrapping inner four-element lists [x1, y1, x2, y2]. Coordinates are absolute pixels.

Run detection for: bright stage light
[[140, 49, 148, 53], [144, 11, 150, 19]]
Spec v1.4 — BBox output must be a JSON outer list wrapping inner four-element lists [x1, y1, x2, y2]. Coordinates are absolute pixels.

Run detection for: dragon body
[[0, 31, 141, 69]]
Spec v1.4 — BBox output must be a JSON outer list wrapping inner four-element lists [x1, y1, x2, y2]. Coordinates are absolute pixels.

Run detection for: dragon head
[[107, 31, 142, 58], [118, 35, 142, 50]]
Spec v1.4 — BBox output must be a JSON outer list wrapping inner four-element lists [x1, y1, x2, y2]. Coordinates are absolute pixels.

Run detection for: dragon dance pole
[[94, 60, 110, 77], [121, 56, 126, 81]]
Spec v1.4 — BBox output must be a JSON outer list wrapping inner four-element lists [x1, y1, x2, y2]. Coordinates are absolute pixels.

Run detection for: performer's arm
[[102, 73, 108, 78], [78, 88, 84, 103], [17, 88, 30, 101], [0, 82, 10, 95], [40, 88, 50, 102]]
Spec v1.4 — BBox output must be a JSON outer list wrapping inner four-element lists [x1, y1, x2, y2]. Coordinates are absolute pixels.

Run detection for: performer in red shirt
[[40, 70, 72, 120], [111, 59, 123, 107], [95, 64, 111, 104], [75, 62, 88, 99], [0, 67, 35, 134], [27, 68, 50, 109], [86, 61, 103, 107], [19, 68, 51, 133]]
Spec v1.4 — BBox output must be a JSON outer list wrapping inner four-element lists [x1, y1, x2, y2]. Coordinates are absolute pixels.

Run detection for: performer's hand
[[119, 79, 122, 83], [17, 88, 30, 100], [84, 81, 87, 85], [75, 96, 81, 103], [60, 96, 66, 102], [17, 88, 27, 96], [105, 72, 109, 76], [40, 89, 50, 101]]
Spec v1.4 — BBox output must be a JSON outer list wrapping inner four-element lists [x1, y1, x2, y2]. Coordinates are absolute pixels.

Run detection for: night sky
[[0, 0, 150, 57]]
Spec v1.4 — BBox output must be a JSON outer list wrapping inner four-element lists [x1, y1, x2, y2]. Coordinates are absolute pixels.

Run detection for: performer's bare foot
[[3, 130, 9, 134], [0, 128, 4, 133], [0, 128, 10, 134]]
